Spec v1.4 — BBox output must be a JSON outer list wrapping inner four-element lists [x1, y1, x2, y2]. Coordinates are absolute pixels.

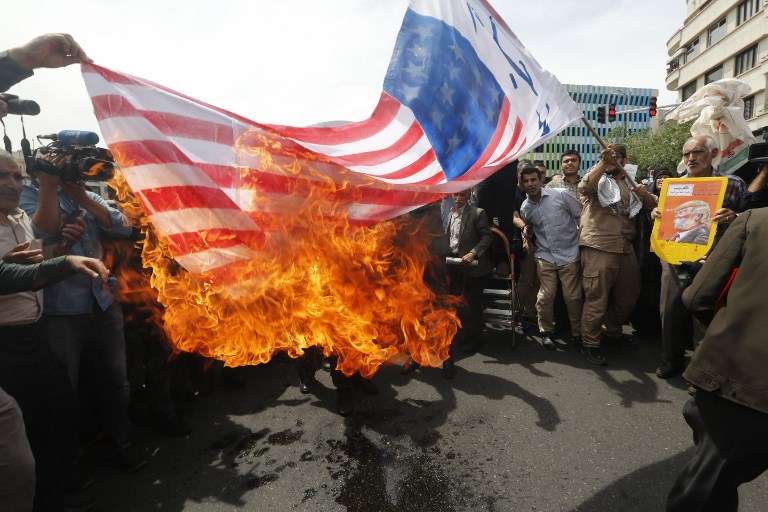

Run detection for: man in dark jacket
[[438, 188, 493, 378], [667, 207, 768, 512]]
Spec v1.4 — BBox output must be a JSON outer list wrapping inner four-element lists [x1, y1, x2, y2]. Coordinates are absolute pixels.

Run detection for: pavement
[[90, 330, 768, 511]]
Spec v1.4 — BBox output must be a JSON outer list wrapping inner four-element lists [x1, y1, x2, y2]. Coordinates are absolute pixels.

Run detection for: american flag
[[82, 0, 580, 273]]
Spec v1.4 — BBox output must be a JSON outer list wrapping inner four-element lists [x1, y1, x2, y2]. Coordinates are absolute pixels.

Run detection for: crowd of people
[[2, 32, 768, 512]]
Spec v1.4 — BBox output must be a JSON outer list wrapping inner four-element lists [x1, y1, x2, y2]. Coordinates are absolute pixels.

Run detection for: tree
[[605, 121, 693, 178]]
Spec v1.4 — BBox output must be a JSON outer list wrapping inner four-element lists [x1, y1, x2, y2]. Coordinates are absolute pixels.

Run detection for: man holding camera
[[20, 163, 146, 473]]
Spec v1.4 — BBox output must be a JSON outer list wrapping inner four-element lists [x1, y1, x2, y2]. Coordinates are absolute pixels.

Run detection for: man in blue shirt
[[519, 164, 583, 350], [20, 168, 146, 472]]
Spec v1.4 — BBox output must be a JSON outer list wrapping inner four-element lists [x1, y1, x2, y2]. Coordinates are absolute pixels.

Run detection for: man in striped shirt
[[653, 135, 746, 379]]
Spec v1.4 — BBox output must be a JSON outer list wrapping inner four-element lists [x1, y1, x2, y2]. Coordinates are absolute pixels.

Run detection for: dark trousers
[[0, 386, 35, 512], [667, 391, 768, 512], [0, 323, 78, 512], [446, 267, 488, 363], [660, 262, 693, 365], [43, 302, 131, 446], [297, 351, 361, 396]]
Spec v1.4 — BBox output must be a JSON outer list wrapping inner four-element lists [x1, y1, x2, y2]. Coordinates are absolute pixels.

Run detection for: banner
[[651, 177, 728, 264]]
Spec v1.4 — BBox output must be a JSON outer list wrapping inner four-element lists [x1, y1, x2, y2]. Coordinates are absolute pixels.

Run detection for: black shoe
[[656, 362, 686, 379], [581, 346, 607, 366], [111, 443, 148, 473], [358, 378, 379, 395], [336, 392, 354, 416], [298, 377, 317, 394], [540, 334, 556, 351]]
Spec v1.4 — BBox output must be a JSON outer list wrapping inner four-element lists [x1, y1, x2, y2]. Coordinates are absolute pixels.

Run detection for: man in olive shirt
[[578, 145, 657, 365]]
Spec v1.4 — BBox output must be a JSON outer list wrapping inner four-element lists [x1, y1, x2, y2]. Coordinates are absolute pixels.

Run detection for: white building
[[666, 0, 768, 137]]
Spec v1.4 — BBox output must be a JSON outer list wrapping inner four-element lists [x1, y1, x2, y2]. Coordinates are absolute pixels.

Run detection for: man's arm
[[0, 255, 108, 294], [470, 209, 493, 257], [682, 210, 750, 321], [512, 210, 526, 230], [23, 174, 62, 236], [562, 190, 583, 220], [1, 34, 91, 92]]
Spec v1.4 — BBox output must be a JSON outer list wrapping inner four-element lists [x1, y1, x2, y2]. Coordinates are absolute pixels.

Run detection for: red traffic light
[[649, 96, 658, 117], [608, 103, 616, 122]]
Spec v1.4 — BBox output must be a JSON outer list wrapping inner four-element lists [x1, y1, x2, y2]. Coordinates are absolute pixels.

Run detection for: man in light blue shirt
[[519, 164, 583, 350], [20, 170, 146, 472]]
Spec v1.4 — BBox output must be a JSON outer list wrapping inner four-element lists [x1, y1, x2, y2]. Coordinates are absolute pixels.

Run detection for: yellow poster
[[651, 177, 728, 265]]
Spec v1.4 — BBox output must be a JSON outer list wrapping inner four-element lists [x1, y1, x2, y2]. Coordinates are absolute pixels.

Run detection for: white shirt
[[0, 208, 43, 325], [448, 205, 465, 255]]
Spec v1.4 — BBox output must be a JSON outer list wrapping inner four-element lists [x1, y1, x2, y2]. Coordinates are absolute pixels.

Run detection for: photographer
[[20, 160, 147, 473]]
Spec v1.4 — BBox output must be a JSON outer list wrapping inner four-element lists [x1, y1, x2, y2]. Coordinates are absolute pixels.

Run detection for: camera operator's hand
[[3, 242, 44, 265], [61, 216, 86, 246], [65, 255, 109, 282], [61, 182, 89, 204], [8, 33, 92, 71]]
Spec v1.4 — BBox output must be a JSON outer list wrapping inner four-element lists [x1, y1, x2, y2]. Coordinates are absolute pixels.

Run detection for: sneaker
[[581, 346, 607, 366], [540, 334, 556, 351], [656, 362, 686, 379]]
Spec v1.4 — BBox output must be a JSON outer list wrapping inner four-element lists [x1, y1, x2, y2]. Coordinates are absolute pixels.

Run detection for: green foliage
[[604, 121, 694, 178]]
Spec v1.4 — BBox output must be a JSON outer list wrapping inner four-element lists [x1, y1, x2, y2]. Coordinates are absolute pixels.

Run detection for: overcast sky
[[3, 0, 685, 146]]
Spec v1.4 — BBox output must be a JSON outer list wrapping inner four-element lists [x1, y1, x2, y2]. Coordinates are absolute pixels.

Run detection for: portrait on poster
[[651, 177, 728, 265]]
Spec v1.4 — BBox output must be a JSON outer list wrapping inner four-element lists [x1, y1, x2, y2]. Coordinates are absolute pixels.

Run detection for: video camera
[[24, 130, 115, 182]]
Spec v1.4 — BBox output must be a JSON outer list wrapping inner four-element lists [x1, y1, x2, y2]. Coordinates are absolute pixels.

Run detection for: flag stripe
[[268, 93, 400, 145], [331, 121, 424, 166]]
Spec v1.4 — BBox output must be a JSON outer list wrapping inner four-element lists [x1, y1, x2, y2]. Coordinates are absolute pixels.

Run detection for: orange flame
[[107, 129, 459, 377]]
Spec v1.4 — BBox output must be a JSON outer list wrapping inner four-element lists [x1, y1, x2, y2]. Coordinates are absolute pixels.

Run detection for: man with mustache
[[578, 145, 658, 365], [652, 135, 746, 379]]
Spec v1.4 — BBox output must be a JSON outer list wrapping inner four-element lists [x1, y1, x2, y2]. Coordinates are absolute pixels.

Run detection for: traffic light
[[608, 103, 617, 122], [597, 106, 606, 124], [649, 96, 658, 117]]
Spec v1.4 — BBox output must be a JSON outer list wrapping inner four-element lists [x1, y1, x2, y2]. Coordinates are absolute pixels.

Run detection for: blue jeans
[[44, 302, 131, 446]]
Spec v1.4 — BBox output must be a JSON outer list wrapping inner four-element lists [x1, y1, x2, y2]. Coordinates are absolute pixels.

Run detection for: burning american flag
[[82, 0, 579, 275], [83, 0, 580, 374]]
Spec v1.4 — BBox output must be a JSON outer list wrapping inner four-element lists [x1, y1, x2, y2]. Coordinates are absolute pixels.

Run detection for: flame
[[107, 129, 460, 377]]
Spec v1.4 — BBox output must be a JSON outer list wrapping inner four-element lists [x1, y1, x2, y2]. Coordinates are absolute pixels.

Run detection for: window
[[682, 80, 698, 100], [704, 65, 723, 84], [744, 95, 755, 119], [735, 45, 758, 75], [707, 18, 727, 47], [737, 0, 761, 25], [683, 38, 700, 64]]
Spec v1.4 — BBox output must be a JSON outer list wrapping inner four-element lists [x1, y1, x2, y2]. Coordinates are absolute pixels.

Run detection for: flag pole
[[581, 117, 609, 150]]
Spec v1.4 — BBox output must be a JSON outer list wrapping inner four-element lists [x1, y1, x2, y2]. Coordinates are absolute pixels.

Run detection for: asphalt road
[[90, 331, 768, 511]]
